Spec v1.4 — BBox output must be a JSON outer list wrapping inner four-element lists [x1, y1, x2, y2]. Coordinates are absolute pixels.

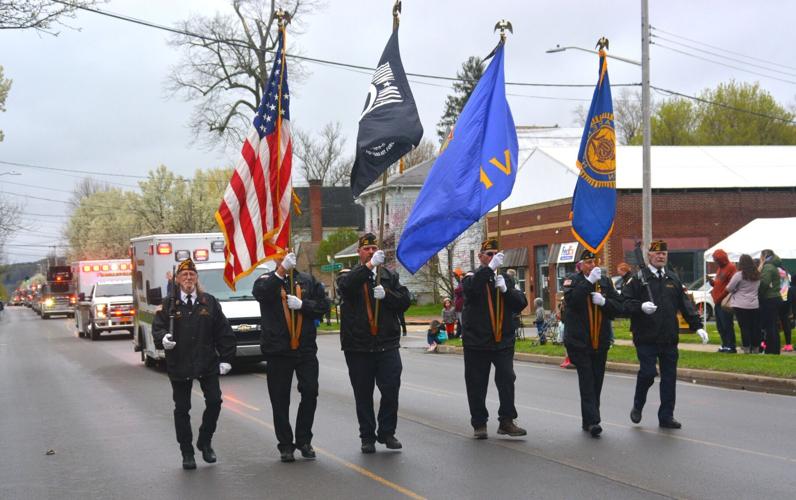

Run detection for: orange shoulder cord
[[280, 283, 304, 350], [587, 282, 602, 349], [363, 283, 378, 335], [485, 283, 505, 343]]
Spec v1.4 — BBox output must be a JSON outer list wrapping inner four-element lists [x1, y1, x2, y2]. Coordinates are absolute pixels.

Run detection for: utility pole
[[641, 0, 652, 253]]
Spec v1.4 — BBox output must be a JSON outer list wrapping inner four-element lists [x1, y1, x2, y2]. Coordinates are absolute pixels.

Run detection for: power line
[[0, 159, 147, 180], [651, 34, 796, 78], [53, 0, 640, 89], [650, 26, 796, 72], [0, 180, 78, 195], [650, 85, 796, 125]]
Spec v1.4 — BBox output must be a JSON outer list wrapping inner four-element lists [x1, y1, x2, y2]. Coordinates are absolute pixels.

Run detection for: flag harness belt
[[363, 283, 378, 336], [486, 284, 505, 343], [281, 283, 304, 349]]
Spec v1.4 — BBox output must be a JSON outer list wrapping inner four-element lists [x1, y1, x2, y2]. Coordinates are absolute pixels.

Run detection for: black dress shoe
[[197, 443, 217, 463], [182, 453, 196, 470], [473, 426, 488, 439], [378, 435, 402, 450], [630, 407, 642, 424], [280, 449, 296, 462], [361, 440, 376, 454], [298, 443, 316, 459], [588, 424, 603, 438], [659, 419, 682, 429]]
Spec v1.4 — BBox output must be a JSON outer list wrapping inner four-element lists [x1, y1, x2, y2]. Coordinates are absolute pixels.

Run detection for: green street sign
[[320, 263, 343, 272]]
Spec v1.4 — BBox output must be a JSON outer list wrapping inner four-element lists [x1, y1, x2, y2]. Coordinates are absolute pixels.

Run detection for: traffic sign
[[320, 263, 343, 272]]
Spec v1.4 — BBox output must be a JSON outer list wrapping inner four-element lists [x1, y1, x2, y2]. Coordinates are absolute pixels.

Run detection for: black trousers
[[760, 298, 781, 354], [715, 305, 736, 348], [463, 347, 517, 428], [733, 307, 760, 349], [777, 299, 792, 345], [265, 354, 319, 452], [633, 344, 678, 422], [170, 375, 222, 454], [344, 349, 402, 442], [567, 348, 608, 428]]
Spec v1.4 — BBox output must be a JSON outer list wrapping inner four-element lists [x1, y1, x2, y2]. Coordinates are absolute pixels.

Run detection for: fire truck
[[39, 266, 75, 319], [71, 259, 132, 338], [130, 233, 270, 368]]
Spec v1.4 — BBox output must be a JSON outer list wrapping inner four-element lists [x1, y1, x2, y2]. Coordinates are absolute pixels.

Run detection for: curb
[[434, 345, 796, 396]]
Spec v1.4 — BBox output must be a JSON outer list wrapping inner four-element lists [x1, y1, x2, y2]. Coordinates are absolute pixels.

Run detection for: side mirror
[[78, 292, 85, 302], [146, 287, 163, 306]]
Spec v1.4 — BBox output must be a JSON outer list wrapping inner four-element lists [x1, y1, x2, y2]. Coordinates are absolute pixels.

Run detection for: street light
[[0, 171, 21, 176], [545, 45, 641, 66]]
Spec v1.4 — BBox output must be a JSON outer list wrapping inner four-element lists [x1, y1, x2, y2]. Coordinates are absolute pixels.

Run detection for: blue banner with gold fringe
[[571, 50, 616, 254]]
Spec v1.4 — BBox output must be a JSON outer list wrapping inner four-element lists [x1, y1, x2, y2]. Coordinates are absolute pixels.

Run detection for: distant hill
[[1, 260, 46, 296]]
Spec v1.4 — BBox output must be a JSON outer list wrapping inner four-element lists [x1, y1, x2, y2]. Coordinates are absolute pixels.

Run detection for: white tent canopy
[[704, 218, 796, 262]]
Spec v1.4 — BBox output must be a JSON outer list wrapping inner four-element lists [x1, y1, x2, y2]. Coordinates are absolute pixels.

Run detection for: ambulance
[[71, 259, 132, 337], [130, 233, 271, 368]]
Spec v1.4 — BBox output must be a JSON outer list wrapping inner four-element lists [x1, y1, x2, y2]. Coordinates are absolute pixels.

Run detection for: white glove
[[488, 252, 505, 271], [373, 285, 386, 300], [281, 252, 297, 271], [641, 301, 658, 315], [369, 250, 385, 267], [696, 328, 709, 344], [219, 362, 231, 375], [495, 275, 507, 293], [286, 294, 302, 310], [591, 292, 606, 306], [586, 266, 602, 284], [162, 333, 176, 350]]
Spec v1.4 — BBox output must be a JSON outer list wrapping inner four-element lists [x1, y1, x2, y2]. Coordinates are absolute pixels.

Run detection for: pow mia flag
[[350, 29, 423, 198]]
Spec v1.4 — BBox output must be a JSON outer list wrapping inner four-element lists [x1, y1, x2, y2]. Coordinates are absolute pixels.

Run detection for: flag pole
[[276, 8, 297, 344], [493, 19, 512, 341], [374, 1, 403, 329]]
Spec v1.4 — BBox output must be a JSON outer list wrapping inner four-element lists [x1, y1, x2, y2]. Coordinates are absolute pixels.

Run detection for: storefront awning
[[503, 247, 528, 268]]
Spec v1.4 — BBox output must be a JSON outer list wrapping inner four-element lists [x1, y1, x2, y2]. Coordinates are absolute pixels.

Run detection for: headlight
[[96, 304, 107, 318], [44, 298, 55, 307]]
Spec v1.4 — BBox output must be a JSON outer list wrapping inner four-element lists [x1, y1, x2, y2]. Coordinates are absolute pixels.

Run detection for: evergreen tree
[[436, 56, 485, 143]]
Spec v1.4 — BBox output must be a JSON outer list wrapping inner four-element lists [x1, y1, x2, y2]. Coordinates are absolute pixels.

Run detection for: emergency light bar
[[175, 250, 190, 261], [194, 249, 209, 261], [157, 243, 172, 255]]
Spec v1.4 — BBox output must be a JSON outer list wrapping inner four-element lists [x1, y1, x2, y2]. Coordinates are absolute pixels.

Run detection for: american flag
[[216, 27, 293, 289]]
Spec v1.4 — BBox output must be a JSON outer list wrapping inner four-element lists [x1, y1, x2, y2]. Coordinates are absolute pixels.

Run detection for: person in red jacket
[[709, 249, 738, 353]]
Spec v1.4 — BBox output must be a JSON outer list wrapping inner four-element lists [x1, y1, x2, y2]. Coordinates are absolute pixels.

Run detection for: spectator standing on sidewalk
[[709, 249, 738, 353], [758, 249, 783, 354], [442, 298, 457, 339], [726, 254, 761, 353], [533, 298, 546, 344], [776, 267, 792, 352]]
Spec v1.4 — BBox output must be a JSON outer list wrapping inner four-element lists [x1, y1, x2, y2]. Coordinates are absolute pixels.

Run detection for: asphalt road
[[1, 306, 793, 500]]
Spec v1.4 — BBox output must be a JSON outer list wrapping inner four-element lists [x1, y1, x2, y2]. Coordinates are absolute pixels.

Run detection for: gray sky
[[1, 0, 794, 263]]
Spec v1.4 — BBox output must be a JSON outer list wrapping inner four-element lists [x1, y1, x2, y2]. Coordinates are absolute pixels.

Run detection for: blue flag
[[571, 50, 616, 254], [397, 43, 517, 274]]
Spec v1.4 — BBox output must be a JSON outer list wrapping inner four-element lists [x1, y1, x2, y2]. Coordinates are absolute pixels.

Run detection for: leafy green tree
[[316, 229, 358, 266], [0, 65, 10, 142], [651, 98, 697, 145], [436, 56, 485, 143], [66, 189, 142, 260], [693, 81, 796, 145]]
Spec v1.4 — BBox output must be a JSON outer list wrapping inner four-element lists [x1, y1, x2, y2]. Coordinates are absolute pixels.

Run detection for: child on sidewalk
[[534, 298, 547, 345], [442, 298, 457, 340], [427, 320, 447, 352]]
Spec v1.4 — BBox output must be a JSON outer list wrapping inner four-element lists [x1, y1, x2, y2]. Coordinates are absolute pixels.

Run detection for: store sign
[[558, 242, 578, 263]]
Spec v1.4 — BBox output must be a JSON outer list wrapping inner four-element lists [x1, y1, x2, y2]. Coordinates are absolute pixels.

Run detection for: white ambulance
[[130, 233, 272, 368], [71, 259, 132, 337]]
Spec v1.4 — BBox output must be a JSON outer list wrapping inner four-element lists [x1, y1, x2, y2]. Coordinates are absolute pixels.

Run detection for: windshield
[[198, 267, 269, 300], [95, 282, 132, 297]]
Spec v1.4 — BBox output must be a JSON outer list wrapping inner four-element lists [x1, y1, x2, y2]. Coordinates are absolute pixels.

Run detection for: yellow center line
[[223, 394, 261, 412], [222, 404, 426, 500]]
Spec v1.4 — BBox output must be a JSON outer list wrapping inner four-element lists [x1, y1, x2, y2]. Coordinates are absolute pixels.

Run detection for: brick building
[[486, 145, 796, 311]]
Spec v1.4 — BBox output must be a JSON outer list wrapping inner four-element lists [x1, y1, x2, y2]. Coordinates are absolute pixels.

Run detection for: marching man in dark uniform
[[153, 258, 236, 470], [337, 233, 411, 453], [252, 251, 330, 463], [462, 238, 529, 439], [622, 240, 708, 429], [563, 250, 623, 437]]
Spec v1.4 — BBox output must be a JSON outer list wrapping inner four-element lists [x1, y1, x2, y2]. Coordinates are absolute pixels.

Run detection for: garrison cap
[[480, 238, 499, 253], [176, 258, 197, 274], [649, 240, 668, 252], [579, 249, 597, 261], [358, 232, 378, 248]]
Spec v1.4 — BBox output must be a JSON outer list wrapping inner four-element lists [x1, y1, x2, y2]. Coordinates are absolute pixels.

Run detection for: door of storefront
[[534, 245, 549, 309]]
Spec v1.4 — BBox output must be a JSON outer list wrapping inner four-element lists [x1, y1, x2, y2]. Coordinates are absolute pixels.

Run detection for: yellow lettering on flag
[[479, 167, 493, 189], [488, 150, 511, 175]]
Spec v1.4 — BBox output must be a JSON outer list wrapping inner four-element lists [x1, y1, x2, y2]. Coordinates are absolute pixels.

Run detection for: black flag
[[350, 29, 423, 197]]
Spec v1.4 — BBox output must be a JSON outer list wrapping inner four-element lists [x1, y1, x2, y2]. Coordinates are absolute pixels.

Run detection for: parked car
[[686, 275, 715, 321]]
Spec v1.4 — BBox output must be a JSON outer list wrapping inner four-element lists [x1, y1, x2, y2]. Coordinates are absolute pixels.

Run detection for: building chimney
[[309, 179, 323, 242]]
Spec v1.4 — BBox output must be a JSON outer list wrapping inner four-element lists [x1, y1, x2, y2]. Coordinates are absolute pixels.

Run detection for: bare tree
[[69, 177, 110, 209], [0, 0, 102, 33], [294, 121, 350, 186], [401, 137, 436, 168], [0, 65, 9, 142], [614, 88, 644, 145], [0, 195, 22, 257], [167, 0, 318, 149]]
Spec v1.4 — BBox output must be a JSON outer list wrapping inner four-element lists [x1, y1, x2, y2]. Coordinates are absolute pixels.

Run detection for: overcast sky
[[1, 0, 794, 263]]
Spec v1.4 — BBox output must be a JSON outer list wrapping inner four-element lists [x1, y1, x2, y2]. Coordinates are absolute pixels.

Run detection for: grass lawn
[[405, 303, 445, 317], [611, 319, 721, 345], [443, 338, 796, 379]]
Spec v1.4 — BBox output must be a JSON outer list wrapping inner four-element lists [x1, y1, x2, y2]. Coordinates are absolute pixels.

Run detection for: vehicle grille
[[229, 317, 261, 344]]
